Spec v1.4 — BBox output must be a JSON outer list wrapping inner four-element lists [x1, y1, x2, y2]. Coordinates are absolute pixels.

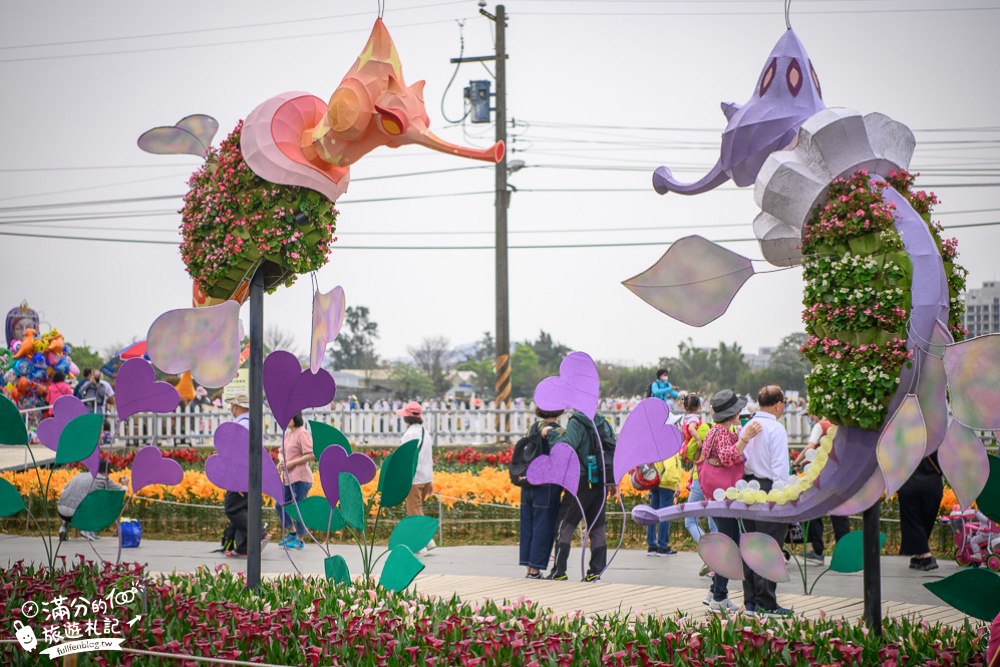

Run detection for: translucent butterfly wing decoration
[[623, 236, 755, 327], [311, 286, 346, 374], [138, 114, 219, 157]]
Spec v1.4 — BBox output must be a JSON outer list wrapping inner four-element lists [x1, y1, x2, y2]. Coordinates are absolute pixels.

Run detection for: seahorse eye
[[809, 59, 822, 99], [786, 58, 803, 97], [760, 58, 777, 97]]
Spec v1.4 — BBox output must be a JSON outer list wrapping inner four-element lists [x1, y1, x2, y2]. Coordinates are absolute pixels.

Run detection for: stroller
[[941, 505, 1000, 572]]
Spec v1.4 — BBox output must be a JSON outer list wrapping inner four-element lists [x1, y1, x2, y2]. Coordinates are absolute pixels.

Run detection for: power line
[[2, 220, 996, 247], [2, 178, 1000, 218], [0, 1, 467, 51], [0, 18, 471, 64], [518, 6, 1000, 16]]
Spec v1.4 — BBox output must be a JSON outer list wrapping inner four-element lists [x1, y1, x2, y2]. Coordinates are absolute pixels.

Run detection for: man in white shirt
[[741, 385, 793, 616]]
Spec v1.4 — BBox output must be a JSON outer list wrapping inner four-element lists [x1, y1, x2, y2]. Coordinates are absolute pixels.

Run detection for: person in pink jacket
[[277, 412, 315, 550], [44, 371, 73, 418]]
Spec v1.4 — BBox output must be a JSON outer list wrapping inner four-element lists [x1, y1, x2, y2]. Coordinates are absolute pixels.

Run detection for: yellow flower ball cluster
[[714, 426, 838, 506]]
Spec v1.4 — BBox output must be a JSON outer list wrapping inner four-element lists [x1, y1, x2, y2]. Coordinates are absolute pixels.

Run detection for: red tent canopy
[[119, 340, 147, 359]]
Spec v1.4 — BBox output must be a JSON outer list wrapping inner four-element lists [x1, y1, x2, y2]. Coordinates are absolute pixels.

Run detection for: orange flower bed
[[3, 466, 659, 510]]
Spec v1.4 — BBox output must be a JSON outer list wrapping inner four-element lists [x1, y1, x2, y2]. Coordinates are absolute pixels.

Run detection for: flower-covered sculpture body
[[180, 122, 338, 300]]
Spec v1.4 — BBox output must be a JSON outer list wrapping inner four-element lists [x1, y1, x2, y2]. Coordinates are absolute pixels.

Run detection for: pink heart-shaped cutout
[[318, 445, 377, 506], [205, 422, 284, 502], [533, 351, 600, 419], [147, 302, 242, 388], [311, 286, 346, 374], [115, 359, 181, 421], [526, 442, 580, 497], [613, 398, 684, 486], [263, 350, 337, 430], [131, 445, 184, 494]]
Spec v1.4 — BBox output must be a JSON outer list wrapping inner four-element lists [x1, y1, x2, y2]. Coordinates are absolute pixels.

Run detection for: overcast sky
[[2, 0, 998, 369]]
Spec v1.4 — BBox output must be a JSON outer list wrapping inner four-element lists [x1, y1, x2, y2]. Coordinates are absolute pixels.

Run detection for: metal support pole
[[862, 501, 882, 634], [247, 267, 264, 591], [493, 5, 511, 440]]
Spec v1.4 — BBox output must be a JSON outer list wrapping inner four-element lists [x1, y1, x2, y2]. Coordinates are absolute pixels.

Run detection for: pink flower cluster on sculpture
[[179, 121, 338, 293]]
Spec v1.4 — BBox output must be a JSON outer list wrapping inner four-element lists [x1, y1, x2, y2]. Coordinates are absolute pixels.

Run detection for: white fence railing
[[94, 405, 821, 448]]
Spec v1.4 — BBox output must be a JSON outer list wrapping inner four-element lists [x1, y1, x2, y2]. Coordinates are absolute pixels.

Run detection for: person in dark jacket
[[220, 392, 270, 557], [519, 408, 565, 579], [547, 411, 617, 582], [898, 453, 944, 571]]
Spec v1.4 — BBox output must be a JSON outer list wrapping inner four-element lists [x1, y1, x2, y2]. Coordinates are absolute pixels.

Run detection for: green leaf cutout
[[310, 420, 352, 458], [977, 455, 1000, 524], [56, 414, 104, 465], [0, 395, 28, 446], [388, 516, 438, 553], [379, 544, 425, 593], [324, 555, 351, 585], [0, 478, 26, 516], [378, 439, 419, 508], [286, 496, 344, 533], [338, 472, 365, 532], [924, 568, 1000, 622], [828, 531, 886, 573], [70, 488, 126, 532]]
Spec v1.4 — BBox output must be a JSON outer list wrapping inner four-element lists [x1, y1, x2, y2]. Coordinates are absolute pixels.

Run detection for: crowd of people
[[515, 369, 947, 617], [54, 366, 948, 596]]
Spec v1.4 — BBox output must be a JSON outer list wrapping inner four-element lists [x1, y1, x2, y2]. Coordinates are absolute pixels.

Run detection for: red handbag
[[696, 429, 744, 499]]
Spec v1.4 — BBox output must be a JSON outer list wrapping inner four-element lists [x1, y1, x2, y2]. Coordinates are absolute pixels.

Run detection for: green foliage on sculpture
[[800, 169, 966, 429], [180, 121, 338, 300]]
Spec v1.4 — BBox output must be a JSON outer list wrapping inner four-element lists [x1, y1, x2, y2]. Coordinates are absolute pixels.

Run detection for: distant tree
[[388, 363, 436, 400], [735, 332, 811, 395], [408, 336, 457, 395], [327, 306, 380, 371], [530, 330, 571, 372], [66, 342, 102, 374], [597, 362, 659, 398], [767, 332, 811, 394], [716, 342, 750, 390], [264, 325, 297, 355], [511, 343, 545, 400], [471, 331, 495, 362], [456, 331, 496, 395], [661, 339, 749, 395]]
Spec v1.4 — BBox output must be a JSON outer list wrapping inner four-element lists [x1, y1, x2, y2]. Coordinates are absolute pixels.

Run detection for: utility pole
[[451, 4, 510, 438]]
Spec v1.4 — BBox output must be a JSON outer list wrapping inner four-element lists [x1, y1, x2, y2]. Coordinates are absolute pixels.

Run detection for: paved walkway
[[0, 535, 971, 627], [0, 444, 54, 472]]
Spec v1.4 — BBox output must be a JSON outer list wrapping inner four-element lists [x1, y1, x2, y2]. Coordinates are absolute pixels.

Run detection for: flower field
[[1, 448, 967, 556], [0, 559, 990, 666]]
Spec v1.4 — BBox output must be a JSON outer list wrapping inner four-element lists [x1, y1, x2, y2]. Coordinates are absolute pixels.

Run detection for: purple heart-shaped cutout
[[115, 359, 181, 421], [533, 352, 600, 419], [263, 350, 337, 429], [131, 445, 184, 493], [318, 444, 377, 506], [613, 398, 684, 486], [37, 395, 88, 452], [205, 422, 284, 502], [526, 442, 580, 497]]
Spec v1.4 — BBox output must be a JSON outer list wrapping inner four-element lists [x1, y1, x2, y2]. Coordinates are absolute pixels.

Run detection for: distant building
[[962, 281, 1000, 338], [746, 347, 774, 371]]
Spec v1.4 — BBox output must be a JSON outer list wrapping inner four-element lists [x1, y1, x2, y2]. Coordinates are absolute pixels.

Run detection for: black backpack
[[572, 412, 617, 484], [508, 423, 549, 487]]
